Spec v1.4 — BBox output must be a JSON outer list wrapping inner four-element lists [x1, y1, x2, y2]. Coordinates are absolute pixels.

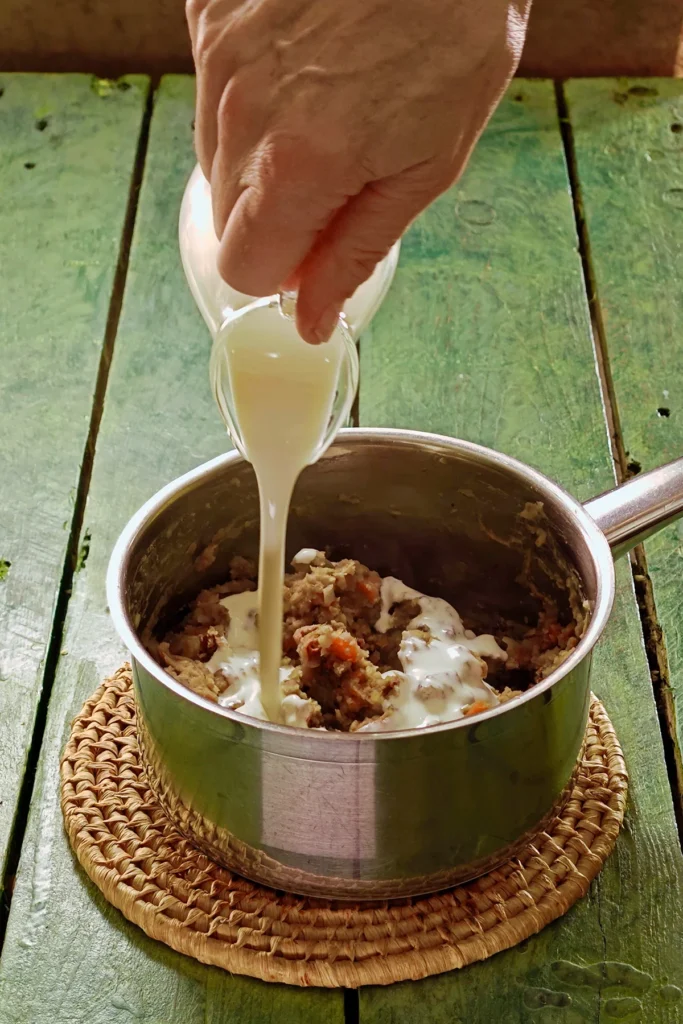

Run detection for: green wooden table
[[1, 73, 682, 1024]]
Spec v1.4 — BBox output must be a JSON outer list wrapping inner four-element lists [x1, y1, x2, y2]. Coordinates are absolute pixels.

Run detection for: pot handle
[[584, 456, 683, 559]]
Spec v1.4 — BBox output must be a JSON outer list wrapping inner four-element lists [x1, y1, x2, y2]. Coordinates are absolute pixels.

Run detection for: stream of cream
[[218, 306, 343, 721]]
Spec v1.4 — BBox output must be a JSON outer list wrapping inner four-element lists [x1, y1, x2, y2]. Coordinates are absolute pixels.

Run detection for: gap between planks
[[350, 335, 361, 428], [554, 80, 683, 849], [0, 82, 156, 955], [344, 988, 360, 1024]]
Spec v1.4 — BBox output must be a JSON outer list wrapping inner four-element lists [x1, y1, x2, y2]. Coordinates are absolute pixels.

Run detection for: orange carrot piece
[[356, 580, 379, 602], [329, 636, 359, 662], [464, 700, 490, 717]]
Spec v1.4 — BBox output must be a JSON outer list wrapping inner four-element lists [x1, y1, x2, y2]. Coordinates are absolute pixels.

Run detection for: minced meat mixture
[[148, 550, 584, 732]]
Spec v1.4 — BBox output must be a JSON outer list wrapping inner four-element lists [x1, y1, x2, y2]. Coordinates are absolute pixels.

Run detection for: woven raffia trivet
[[60, 666, 627, 988]]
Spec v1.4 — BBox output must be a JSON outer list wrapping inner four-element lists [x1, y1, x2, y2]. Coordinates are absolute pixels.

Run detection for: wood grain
[[0, 76, 342, 1023], [0, 0, 682, 78], [359, 81, 683, 1023], [566, 77, 683, 809], [0, 73, 148, 890], [522, 0, 683, 78]]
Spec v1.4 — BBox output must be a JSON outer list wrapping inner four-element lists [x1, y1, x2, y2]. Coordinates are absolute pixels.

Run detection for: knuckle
[[259, 134, 314, 181], [427, 164, 457, 197], [376, 162, 450, 203], [218, 235, 276, 297], [185, 0, 205, 23], [348, 247, 387, 279], [328, 246, 386, 298], [196, 37, 223, 76], [248, 135, 352, 223], [216, 78, 242, 125], [193, 16, 237, 77], [258, 131, 339, 182]]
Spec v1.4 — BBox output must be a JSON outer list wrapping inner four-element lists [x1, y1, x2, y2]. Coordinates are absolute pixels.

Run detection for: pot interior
[[124, 435, 598, 682]]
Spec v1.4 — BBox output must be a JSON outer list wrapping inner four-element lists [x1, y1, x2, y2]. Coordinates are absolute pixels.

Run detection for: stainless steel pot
[[107, 430, 683, 900]]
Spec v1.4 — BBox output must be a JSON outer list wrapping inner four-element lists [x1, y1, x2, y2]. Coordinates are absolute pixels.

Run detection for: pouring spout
[[584, 456, 683, 559]]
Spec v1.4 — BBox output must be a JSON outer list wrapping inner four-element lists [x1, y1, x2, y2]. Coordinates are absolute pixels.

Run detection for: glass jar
[[178, 164, 400, 340]]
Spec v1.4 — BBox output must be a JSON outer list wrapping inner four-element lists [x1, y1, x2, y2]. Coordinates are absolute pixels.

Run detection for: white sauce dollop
[[206, 591, 310, 723], [359, 577, 507, 731], [291, 547, 320, 567]]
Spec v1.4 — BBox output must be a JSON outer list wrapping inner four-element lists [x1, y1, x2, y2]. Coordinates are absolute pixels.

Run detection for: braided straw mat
[[60, 666, 627, 988]]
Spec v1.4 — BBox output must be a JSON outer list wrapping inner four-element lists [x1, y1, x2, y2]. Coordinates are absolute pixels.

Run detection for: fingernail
[[310, 307, 339, 345]]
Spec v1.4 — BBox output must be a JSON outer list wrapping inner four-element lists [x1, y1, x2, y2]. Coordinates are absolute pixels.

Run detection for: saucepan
[[107, 430, 683, 899]]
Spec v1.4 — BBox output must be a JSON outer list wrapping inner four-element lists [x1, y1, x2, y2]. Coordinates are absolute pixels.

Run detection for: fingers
[[209, 75, 267, 239], [194, 36, 357, 295], [295, 163, 449, 343], [216, 138, 357, 299], [185, 0, 210, 55], [188, 0, 243, 179], [195, 51, 237, 181]]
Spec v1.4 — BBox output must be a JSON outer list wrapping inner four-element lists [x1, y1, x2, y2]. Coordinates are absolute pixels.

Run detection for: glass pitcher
[[178, 164, 401, 340]]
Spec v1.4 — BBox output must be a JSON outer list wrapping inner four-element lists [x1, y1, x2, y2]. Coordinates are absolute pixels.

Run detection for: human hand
[[188, 0, 531, 342]]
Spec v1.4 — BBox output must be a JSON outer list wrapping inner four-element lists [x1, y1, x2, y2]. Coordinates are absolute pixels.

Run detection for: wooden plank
[[565, 76, 683, 802], [0, 75, 342, 1024], [0, 73, 148, 888], [3, 0, 683, 80], [360, 81, 683, 1023]]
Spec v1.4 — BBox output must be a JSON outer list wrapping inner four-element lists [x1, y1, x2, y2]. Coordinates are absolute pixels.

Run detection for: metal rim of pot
[[106, 425, 677, 743]]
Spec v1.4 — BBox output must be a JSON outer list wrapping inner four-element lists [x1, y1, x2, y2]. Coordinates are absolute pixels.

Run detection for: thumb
[[295, 164, 447, 344]]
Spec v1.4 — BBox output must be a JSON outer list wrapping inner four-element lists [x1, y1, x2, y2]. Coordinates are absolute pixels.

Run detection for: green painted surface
[[0, 73, 148, 887], [360, 81, 683, 1023], [566, 76, 683, 786], [1, 73, 682, 1022], [0, 76, 342, 1023]]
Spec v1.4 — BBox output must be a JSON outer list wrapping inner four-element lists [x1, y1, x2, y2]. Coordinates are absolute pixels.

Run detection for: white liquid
[[220, 306, 343, 721], [207, 556, 507, 731], [207, 591, 318, 725], [206, 583, 322, 727], [360, 577, 507, 731]]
